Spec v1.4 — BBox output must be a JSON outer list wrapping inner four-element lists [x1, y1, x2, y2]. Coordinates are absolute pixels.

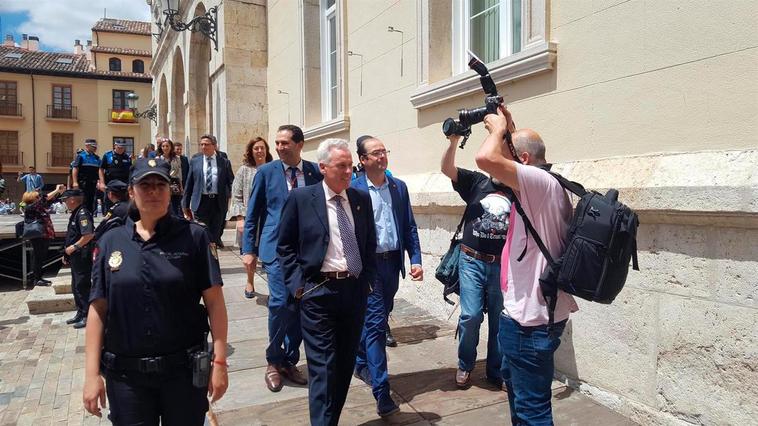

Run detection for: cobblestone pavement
[[0, 236, 636, 425]]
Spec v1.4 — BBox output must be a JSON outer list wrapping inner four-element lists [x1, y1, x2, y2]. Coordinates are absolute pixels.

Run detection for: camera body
[[442, 56, 504, 148]]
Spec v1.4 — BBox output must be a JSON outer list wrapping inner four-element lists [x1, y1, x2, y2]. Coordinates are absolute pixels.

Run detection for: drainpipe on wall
[[31, 73, 37, 168]]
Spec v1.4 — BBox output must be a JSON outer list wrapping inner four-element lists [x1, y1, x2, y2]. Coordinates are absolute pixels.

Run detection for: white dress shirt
[[202, 154, 218, 195], [320, 181, 356, 272], [282, 160, 305, 191]]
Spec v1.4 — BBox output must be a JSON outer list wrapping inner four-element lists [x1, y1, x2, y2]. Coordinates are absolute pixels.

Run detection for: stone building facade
[[147, 0, 267, 163], [261, 1, 757, 425], [0, 19, 152, 200]]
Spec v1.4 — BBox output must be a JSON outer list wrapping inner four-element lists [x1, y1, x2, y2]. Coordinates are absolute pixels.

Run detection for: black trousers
[[194, 195, 226, 245], [79, 180, 97, 213], [105, 369, 208, 426], [70, 248, 92, 318], [300, 278, 368, 426], [30, 238, 50, 282]]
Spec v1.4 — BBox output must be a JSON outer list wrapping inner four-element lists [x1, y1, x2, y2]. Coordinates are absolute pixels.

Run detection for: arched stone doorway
[[170, 47, 186, 148], [158, 74, 169, 138], [188, 2, 212, 150]]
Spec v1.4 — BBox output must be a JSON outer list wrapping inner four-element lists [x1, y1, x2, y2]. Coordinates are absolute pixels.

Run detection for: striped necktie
[[205, 157, 213, 193], [333, 195, 362, 277]]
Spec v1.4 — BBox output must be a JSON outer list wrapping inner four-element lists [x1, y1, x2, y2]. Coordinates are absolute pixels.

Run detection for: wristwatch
[[72, 243, 80, 252]]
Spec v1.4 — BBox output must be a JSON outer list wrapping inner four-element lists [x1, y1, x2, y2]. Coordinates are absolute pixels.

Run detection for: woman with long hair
[[229, 137, 272, 298], [156, 138, 183, 215], [83, 158, 228, 424], [22, 184, 66, 286]]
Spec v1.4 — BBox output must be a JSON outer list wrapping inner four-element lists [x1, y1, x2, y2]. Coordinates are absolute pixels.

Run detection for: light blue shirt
[[367, 176, 398, 253], [20, 174, 43, 192], [202, 155, 218, 194]]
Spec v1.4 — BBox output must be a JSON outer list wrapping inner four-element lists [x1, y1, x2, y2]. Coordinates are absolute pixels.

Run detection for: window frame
[[453, 0, 520, 74], [51, 133, 74, 166], [112, 89, 133, 111], [0, 130, 19, 165], [132, 59, 145, 74], [52, 84, 72, 109], [320, 0, 339, 122], [109, 57, 122, 72]]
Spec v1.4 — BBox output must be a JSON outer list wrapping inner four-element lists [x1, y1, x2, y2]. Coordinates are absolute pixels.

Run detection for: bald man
[[476, 109, 578, 425]]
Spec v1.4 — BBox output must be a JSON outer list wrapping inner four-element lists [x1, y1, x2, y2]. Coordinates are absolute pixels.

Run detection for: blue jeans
[[457, 251, 503, 381], [264, 259, 301, 367], [499, 314, 566, 426], [354, 253, 400, 400]]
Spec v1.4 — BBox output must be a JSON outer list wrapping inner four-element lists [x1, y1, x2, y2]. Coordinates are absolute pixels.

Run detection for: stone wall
[[392, 150, 758, 425]]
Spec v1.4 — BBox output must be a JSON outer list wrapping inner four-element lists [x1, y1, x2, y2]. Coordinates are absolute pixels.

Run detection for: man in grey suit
[[182, 134, 234, 245]]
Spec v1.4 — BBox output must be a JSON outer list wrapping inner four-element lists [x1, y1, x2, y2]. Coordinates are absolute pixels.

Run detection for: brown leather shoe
[[265, 364, 283, 392], [279, 365, 308, 385], [455, 369, 471, 388]]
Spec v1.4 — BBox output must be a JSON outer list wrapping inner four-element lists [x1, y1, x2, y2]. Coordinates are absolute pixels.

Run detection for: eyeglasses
[[367, 150, 390, 158]]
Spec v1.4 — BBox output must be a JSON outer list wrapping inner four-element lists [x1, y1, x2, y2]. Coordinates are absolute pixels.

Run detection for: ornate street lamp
[[162, 0, 219, 50], [126, 93, 158, 125]]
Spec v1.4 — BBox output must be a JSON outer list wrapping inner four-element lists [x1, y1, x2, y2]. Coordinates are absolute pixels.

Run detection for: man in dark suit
[[278, 138, 377, 426], [242, 124, 322, 392], [174, 141, 190, 188], [182, 134, 233, 245], [350, 136, 423, 416]]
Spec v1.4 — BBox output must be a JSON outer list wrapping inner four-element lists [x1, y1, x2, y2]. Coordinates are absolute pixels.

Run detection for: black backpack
[[511, 172, 639, 325]]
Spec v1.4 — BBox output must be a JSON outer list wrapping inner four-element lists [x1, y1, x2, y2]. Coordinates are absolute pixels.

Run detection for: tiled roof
[[0, 47, 89, 74], [92, 19, 151, 36], [90, 46, 151, 57], [0, 46, 151, 82]]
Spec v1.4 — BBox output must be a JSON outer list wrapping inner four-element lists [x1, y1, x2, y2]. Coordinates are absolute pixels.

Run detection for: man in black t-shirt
[[441, 134, 510, 389]]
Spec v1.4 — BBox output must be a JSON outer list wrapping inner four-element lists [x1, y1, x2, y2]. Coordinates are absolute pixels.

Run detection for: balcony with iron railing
[[46, 105, 78, 120], [0, 151, 23, 166], [47, 152, 72, 168], [0, 103, 22, 117], [108, 109, 138, 124]]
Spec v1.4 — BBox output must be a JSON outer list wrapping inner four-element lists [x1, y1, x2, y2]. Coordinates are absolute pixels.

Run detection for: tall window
[[132, 59, 145, 73], [112, 89, 133, 110], [0, 81, 18, 115], [321, 0, 339, 121], [52, 85, 73, 118], [113, 137, 135, 156], [109, 57, 122, 72], [453, 0, 522, 73], [0, 131, 19, 165], [51, 133, 73, 166]]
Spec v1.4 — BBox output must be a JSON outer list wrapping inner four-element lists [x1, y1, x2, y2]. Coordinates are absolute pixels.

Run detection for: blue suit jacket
[[277, 183, 377, 299], [351, 174, 422, 278], [242, 159, 323, 262], [182, 153, 234, 212]]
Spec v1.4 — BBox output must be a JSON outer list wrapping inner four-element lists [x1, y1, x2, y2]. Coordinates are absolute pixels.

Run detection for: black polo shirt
[[100, 150, 132, 183], [90, 214, 223, 357], [93, 201, 130, 241], [65, 204, 94, 247]]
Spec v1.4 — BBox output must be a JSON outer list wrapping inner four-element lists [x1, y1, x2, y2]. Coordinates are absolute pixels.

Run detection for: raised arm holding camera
[[476, 107, 578, 425]]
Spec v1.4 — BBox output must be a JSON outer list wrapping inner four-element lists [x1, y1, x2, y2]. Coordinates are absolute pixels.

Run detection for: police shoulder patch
[[80, 218, 88, 226]]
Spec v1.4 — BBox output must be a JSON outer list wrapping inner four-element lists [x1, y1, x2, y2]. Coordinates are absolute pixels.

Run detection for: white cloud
[[1, 0, 151, 52]]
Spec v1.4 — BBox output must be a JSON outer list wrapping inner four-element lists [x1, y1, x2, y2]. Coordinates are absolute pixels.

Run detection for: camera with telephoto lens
[[442, 52, 504, 149]]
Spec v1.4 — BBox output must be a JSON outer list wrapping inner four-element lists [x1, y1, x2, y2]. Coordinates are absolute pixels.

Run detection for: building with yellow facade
[[0, 18, 153, 200]]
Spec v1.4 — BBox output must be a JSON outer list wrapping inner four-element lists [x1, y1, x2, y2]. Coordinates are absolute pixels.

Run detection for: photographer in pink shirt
[[475, 107, 578, 426]]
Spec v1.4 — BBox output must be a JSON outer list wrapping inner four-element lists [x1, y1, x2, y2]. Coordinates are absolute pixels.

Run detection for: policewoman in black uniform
[[93, 179, 129, 241], [61, 188, 95, 329], [83, 158, 229, 425]]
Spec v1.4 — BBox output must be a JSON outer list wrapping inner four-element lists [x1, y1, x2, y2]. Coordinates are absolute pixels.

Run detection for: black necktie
[[288, 167, 298, 189]]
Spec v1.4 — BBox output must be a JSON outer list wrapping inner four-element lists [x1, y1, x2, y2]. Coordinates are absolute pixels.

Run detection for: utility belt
[[101, 345, 200, 373], [460, 244, 500, 264]]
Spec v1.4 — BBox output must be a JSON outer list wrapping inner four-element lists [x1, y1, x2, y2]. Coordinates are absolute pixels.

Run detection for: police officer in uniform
[[72, 139, 101, 213], [99, 140, 132, 211], [61, 188, 95, 329], [93, 180, 129, 241], [83, 158, 229, 425]]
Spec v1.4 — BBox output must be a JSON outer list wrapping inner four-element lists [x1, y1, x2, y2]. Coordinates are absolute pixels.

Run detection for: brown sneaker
[[455, 369, 471, 388], [265, 364, 283, 392], [280, 365, 308, 385]]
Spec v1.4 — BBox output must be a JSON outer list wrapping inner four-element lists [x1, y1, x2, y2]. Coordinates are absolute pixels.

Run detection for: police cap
[[130, 158, 171, 184], [84, 139, 98, 147], [60, 188, 84, 199], [106, 179, 128, 192]]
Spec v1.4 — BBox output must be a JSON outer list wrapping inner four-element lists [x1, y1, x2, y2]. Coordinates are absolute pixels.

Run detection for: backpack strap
[[547, 171, 588, 197]]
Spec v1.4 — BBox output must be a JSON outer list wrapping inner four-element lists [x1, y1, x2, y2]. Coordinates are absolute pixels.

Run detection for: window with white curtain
[[453, 0, 522, 74], [321, 0, 339, 121]]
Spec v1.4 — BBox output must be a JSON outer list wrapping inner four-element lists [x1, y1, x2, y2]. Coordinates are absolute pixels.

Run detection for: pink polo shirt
[[501, 163, 578, 326]]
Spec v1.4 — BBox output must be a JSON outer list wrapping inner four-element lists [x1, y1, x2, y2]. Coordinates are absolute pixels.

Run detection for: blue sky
[[0, 1, 151, 52]]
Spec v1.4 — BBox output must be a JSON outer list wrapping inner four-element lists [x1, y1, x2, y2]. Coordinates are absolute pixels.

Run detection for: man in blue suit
[[351, 136, 423, 417], [242, 124, 322, 392], [182, 134, 234, 245], [278, 139, 376, 426]]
